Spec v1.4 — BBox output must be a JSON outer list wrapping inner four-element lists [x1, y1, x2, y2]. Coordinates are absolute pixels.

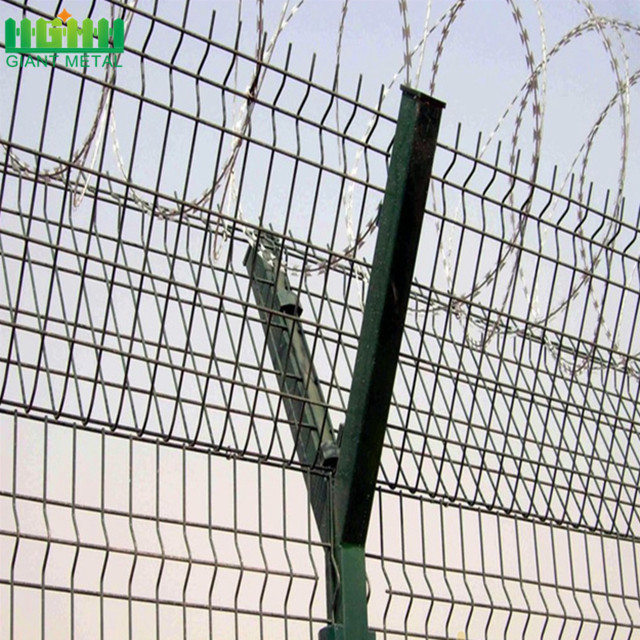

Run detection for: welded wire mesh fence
[[1, 1, 639, 639]]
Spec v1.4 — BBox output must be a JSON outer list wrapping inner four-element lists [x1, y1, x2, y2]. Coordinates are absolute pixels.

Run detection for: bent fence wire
[[1, 2, 639, 639]]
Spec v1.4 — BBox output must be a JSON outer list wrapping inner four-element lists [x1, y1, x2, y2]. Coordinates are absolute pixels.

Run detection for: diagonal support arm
[[244, 234, 337, 543]]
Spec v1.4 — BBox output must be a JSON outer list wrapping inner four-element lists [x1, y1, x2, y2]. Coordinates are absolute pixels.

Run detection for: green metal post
[[244, 86, 444, 640], [326, 86, 445, 640]]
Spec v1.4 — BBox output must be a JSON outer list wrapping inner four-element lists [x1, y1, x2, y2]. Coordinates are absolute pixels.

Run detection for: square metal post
[[328, 86, 445, 640]]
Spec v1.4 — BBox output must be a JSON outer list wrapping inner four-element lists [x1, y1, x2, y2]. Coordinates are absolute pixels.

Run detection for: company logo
[[4, 10, 124, 68]]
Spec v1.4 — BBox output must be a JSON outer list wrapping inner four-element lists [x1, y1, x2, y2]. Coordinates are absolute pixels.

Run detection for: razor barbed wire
[[1, 0, 638, 376]]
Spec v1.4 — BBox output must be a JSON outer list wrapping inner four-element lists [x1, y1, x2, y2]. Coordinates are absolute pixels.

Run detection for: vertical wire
[[583, 531, 601, 640], [419, 497, 435, 638], [599, 534, 616, 639], [40, 416, 50, 640], [108, 16, 158, 435], [155, 438, 164, 640], [514, 518, 531, 640], [440, 503, 455, 639], [478, 511, 494, 640], [3, 60, 59, 414], [232, 457, 241, 640], [399, 495, 413, 637], [127, 436, 137, 640], [241, 48, 293, 462], [257, 460, 266, 639], [99, 429, 109, 640], [207, 448, 219, 639], [567, 530, 586, 640], [180, 9, 219, 448], [457, 505, 472, 640], [54, 57, 122, 425], [209, 139, 255, 451], [281, 464, 294, 640], [379, 490, 392, 635], [550, 526, 569, 640], [286, 64, 346, 468], [166, 60, 219, 446], [496, 513, 513, 639], [70, 422, 79, 640], [0, 54, 28, 383], [111, 13, 164, 435], [137, 54, 189, 439], [306, 466, 321, 635], [181, 444, 192, 640], [533, 522, 551, 640], [9, 413, 19, 640]]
